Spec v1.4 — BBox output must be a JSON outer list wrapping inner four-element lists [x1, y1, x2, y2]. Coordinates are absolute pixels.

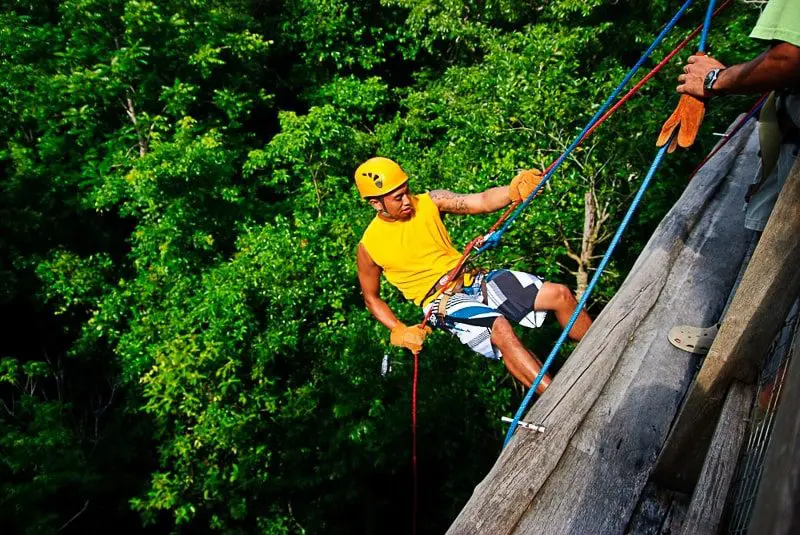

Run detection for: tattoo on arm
[[430, 189, 470, 214]]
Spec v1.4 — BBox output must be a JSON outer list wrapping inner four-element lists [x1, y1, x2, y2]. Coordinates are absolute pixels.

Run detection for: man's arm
[[357, 243, 402, 330], [678, 42, 800, 99], [428, 186, 511, 215]]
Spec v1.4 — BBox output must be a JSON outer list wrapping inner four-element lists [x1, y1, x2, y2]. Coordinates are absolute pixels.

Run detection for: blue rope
[[501, 1, 722, 447], [698, 0, 717, 53], [476, 0, 695, 255], [502, 133, 676, 448]]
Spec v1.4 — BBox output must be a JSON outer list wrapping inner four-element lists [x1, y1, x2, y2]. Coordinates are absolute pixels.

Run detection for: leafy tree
[[0, 0, 767, 533]]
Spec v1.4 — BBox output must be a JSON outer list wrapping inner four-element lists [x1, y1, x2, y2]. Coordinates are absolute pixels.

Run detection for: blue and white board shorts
[[423, 269, 547, 360]]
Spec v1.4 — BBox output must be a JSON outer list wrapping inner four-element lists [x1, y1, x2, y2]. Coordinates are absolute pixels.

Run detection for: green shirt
[[750, 0, 800, 47]]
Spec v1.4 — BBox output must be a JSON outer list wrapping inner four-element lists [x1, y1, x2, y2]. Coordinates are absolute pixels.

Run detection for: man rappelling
[[355, 157, 593, 394]]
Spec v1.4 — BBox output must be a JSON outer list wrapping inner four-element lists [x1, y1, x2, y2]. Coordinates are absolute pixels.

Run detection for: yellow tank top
[[360, 193, 462, 305]]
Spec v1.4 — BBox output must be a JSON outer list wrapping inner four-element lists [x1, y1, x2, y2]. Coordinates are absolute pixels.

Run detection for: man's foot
[[668, 323, 719, 355]]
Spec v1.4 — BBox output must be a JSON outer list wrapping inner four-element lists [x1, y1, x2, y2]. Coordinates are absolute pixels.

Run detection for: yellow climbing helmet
[[354, 157, 408, 198]]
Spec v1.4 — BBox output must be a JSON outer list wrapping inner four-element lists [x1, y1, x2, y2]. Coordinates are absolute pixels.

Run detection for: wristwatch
[[703, 68, 723, 92]]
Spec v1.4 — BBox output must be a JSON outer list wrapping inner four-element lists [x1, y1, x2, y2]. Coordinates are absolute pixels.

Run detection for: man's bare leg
[[489, 283, 590, 394], [491, 317, 551, 395], [534, 282, 592, 340]]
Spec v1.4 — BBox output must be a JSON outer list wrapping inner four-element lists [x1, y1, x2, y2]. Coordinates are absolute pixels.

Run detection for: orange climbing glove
[[656, 52, 708, 153], [656, 93, 706, 153], [509, 168, 545, 202], [390, 323, 433, 353]]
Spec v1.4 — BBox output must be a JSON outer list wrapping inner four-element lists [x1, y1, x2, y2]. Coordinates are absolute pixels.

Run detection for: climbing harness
[[421, 268, 488, 324]]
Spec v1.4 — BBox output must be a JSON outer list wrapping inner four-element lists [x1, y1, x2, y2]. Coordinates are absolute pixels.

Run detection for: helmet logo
[[363, 172, 383, 188]]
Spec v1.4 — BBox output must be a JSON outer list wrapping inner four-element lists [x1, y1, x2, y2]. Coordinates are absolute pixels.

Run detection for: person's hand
[[509, 168, 544, 203], [390, 323, 433, 353], [677, 53, 726, 98]]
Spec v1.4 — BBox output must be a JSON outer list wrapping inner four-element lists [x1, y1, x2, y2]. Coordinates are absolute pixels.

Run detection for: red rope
[[686, 93, 768, 180], [412, 349, 419, 535], [584, 1, 735, 142], [417, 236, 483, 328]]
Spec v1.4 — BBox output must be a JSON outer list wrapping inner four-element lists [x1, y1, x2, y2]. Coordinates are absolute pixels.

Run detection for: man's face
[[370, 183, 414, 221]]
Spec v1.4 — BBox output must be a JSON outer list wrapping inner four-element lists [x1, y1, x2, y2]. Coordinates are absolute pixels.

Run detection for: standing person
[[666, 0, 800, 354], [355, 157, 593, 394]]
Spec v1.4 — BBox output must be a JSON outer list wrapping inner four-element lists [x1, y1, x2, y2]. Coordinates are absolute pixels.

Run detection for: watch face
[[704, 69, 718, 90]]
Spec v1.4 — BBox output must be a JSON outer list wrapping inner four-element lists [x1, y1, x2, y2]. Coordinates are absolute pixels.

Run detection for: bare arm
[[357, 244, 402, 330], [678, 43, 800, 98], [428, 186, 511, 215], [715, 43, 800, 95]]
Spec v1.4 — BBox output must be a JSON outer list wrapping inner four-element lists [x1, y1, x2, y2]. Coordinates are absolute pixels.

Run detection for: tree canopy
[[0, 0, 763, 533]]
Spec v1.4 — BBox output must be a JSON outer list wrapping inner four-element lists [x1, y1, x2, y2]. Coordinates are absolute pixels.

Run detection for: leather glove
[[509, 168, 545, 202], [390, 323, 433, 353], [656, 93, 706, 153], [658, 49, 711, 155]]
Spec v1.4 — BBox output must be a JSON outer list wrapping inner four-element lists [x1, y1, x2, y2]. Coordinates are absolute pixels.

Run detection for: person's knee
[[541, 282, 574, 307], [490, 316, 516, 347], [558, 283, 575, 302], [534, 282, 580, 316], [492, 315, 513, 334]]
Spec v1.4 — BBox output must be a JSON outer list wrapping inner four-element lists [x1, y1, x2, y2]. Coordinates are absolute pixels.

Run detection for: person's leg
[[482, 270, 591, 340], [490, 317, 551, 395], [533, 282, 592, 341], [434, 273, 570, 394]]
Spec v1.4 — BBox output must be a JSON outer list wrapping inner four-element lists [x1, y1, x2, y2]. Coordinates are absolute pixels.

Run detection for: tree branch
[[556, 260, 579, 277], [122, 93, 148, 157], [562, 236, 581, 263], [58, 500, 90, 532], [1, 398, 15, 417]]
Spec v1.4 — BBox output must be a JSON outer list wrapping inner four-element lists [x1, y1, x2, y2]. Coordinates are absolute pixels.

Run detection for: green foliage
[[0, 0, 767, 532], [0, 355, 137, 535]]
